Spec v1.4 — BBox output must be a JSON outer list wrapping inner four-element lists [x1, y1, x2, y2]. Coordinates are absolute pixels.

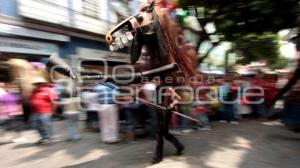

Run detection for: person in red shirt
[[30, 77, 57, 144], [262, 75, 278, 116], [191, 103, 212, 130]]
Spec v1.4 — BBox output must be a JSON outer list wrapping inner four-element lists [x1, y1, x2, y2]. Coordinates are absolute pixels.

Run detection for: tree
[[178, 0, 300, 40], [234, 33, 282, 65], [178, 0, 300, 67]]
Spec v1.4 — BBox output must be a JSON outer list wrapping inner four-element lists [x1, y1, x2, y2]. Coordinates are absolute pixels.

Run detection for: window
[[82, 0, 99, 18], [42, 0, 68, 7]]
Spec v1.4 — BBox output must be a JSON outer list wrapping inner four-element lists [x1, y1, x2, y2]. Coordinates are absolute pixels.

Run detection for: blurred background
[[0, 1, 300, 167], [0, 0, 299, 80]]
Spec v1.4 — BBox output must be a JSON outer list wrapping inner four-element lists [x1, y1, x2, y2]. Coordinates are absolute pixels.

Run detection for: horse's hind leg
[[152, 112, 164, 164], [163, 110, 184, 155]]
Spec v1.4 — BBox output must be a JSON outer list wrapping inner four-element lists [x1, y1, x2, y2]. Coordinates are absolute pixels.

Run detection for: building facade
[[0, 0, 131, 65]]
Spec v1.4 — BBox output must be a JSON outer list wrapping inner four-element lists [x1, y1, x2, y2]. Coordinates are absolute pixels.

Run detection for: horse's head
[[106, 0, 157, 62], [106, 0, 197, 84]]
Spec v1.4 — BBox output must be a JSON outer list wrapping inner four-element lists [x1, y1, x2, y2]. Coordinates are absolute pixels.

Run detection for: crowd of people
[[0, 70, 287, 145]]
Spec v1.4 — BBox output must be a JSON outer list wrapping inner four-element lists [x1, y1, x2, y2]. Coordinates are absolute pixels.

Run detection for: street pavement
[[1, 120, 300, 168]]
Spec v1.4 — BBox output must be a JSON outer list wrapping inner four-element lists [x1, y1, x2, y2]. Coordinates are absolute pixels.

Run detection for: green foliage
[[178, 0, 300, 41], [233, 33, 287, 69], [178, 0, 297, 69], [269, 56, 289, 70], [234, 33, 280, 64]]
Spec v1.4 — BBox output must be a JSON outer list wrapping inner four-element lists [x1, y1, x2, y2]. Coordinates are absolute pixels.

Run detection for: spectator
[[249, 76, 265, 118], [191, 101, 211, 130], [236, 77, 252, 117], [53, 81, 66, 120], [81, 84, 99, 131], [141, 83, 157, 137], [0, 83, 8, 125], [30, 77, 57, 144], [219, 78, 238, 124], [262, 74, 278, 117], [178, 89, 193, 133], [121, 101, 139, 141], [59, 81, 81, 141], [94, 82, 120, 144], [1, 85, 25, 142]]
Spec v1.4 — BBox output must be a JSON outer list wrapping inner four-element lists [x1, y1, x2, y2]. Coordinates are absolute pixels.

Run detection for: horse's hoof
[[175, 145, 184, 156], [151, 157, 162, 164]]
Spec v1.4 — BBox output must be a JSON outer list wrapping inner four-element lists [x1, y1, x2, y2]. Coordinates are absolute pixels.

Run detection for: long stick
[[135, 97, 200, 123]]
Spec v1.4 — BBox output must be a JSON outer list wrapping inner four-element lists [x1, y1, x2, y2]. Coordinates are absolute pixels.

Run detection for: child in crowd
[[59, 80, 81, 142], [191, 101, 212, 130], [179, 89, 193, 133], [219, 77, 239, 124]]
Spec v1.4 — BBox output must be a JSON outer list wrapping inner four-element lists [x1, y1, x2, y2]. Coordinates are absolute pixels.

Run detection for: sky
[[278, 29, 296, 59]]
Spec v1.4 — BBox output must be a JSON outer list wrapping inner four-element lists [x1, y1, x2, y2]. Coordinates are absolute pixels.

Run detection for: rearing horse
[[105, 0, 197, 163], [46, 0, 197, 164]]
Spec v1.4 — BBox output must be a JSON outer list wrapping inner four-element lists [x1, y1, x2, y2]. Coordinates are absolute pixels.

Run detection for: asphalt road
[[1, 120, 300, 168]]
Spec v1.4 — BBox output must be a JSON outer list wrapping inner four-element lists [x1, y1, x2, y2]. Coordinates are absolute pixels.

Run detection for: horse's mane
[[152, 7, 197, 84], [106, 2, 197, 85]]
